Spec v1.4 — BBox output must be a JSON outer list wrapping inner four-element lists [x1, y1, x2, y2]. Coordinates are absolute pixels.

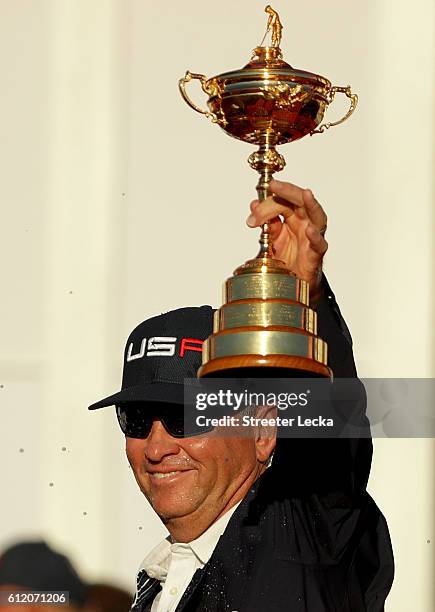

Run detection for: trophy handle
[[310, 86, 358, 135], [179, 71, 220, 123]]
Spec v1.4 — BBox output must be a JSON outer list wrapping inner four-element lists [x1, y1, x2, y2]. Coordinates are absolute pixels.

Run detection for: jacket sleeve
[[315, 273, 357, 378], [273, 274, 372, 494], [271, 275, 394, 610]]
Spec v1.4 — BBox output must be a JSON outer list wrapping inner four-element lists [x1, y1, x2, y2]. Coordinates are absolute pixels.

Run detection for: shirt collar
[[140, 538, 171, 581], [189, 501, 241, 564]]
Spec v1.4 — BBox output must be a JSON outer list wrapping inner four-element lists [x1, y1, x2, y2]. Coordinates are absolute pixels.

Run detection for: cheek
[[184, 436, 255, 482], [125, 439, 152, 494], [125, 438, 144, 471], [219, 438, 258, 482], [182, 438, 220, 483]]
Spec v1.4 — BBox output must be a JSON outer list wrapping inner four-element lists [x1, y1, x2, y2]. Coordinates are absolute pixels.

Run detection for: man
[[89, 180, 394, 611]]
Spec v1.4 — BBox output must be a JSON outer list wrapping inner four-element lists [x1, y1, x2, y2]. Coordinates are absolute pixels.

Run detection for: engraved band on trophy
[[179, 6, 358, 378]]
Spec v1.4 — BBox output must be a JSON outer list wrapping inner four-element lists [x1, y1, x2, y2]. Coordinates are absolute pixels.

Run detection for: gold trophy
[[179, 6, 357, 378]]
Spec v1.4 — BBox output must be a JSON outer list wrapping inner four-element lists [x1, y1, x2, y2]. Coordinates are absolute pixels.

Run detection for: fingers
[[267, 216, 284, 240], [247, 204, 283, 239], [271, 223, 292, 255], [246, 196, 294, 227], [268, 179, 305, 207], [301, 188, 327, 231], [246, 180, 327, 232], [268, 180, 327, 231], [305, 223, 328, 256]]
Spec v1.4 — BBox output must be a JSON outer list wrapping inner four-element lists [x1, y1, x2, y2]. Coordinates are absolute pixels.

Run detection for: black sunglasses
[[116, 403, 215, 439]]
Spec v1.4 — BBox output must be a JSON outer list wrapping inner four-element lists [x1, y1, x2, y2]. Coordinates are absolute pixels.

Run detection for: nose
[[143, 419, 181, 463]]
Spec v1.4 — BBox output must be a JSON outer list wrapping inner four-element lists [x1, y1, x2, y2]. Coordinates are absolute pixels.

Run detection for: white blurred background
[[0, 0, 434, 609]]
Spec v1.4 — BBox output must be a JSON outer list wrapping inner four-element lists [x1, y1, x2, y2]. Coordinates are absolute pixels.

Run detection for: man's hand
[[246, 179, 328, 300]]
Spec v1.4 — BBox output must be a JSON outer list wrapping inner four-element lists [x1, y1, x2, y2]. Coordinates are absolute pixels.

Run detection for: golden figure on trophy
[[179, 6, 358, 379], [264, 5, 283, 48]]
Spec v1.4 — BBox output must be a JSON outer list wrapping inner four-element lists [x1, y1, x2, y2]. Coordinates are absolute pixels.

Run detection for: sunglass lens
[[116, 404, 153, 438], [116, 404, 215, 438], [160, 411, 185, 437]]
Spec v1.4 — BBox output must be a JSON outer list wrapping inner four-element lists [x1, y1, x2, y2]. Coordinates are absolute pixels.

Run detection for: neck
[[165, 464, 266, 542]]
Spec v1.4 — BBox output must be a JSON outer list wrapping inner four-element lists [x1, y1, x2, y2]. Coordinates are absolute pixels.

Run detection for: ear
[[253, 405, 277, 463]]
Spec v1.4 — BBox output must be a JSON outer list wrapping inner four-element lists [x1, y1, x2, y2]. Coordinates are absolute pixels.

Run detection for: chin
[[153, 502, 198, 522], [150, 492, 201, 522]]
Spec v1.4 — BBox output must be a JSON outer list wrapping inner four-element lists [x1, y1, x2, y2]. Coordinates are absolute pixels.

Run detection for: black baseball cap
[[88, 306, 213, 410], [0, 541, 88, 606]]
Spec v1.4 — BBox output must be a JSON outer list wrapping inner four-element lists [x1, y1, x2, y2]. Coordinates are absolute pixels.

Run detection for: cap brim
[[88, 382, 185, 410]]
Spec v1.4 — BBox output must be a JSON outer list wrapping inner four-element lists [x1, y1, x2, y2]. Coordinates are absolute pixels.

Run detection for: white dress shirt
[[138, 502, 241, 612]]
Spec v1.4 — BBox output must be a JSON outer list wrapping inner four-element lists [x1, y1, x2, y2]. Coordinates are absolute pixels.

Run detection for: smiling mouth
[[149, 470, 191, 480]]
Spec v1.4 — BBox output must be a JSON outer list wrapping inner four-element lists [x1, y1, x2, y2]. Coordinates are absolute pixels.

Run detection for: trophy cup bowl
[[179, 7, 358, 379], [180, 47, 356, 147]]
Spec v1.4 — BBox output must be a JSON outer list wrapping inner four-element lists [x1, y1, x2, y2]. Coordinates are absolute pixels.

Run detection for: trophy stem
[[248, 138, 286, 259], [257, 162, 273, 259], [258, 222, 273, 258], [255, 160, 274, 202]]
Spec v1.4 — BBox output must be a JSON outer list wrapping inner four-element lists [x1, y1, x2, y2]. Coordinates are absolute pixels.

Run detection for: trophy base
[[199, 209, 330, 379], [198, 354, 331, 378]]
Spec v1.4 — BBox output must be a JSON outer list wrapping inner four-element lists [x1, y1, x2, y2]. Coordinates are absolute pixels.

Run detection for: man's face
[[125, 412, 275, 534]]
